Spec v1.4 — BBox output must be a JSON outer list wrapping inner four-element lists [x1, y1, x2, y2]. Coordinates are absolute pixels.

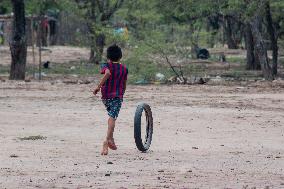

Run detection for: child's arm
[[123, 79, 127, 94], [93, 69, 111, 95]]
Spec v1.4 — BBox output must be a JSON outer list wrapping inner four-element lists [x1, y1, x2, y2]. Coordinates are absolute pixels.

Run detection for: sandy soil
[[0, 80, 284, 189], [0, 46, 90, 65]]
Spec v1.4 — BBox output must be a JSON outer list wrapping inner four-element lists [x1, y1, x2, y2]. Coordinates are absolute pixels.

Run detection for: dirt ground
[[0, 46, 90, 65], [0, 45, 254, 67], [0, 80, 284, 189]]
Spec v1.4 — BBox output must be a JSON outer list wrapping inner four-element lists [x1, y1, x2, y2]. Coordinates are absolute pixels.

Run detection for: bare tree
[[264, 1, 278, 75], [9, 0, 27, 80], [244, 23, 261, 70], [250, 16, 273, 80]]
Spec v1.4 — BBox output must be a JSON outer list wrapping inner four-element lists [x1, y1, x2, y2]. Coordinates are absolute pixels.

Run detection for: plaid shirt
[[100, 62, 128, 99]]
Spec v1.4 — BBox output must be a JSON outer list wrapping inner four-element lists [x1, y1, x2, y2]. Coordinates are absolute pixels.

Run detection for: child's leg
[[101, 117, 117, 155], [101, 98, 122, 155], [106, 117, 117, 150], [101, 141, 108, 155], [106, 117, 116, 140]]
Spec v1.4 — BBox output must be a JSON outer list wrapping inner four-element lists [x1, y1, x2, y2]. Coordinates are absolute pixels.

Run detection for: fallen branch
[[145, 42, 187, 84]]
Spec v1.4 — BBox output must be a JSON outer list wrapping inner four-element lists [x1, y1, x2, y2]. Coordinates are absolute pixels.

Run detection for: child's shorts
[[102, 97, 123, 119]]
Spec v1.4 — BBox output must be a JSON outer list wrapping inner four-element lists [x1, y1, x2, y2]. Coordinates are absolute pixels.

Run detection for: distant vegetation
[[0, 0, 283, 81]]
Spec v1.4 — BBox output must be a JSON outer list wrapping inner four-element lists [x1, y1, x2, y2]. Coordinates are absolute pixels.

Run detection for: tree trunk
[[224, 17, 238, 49], [265, 1, 278, 75], [250, 16, 274, 80], [87, 1, 96, 63], [9, 0, 27, 80], [89, 33, 105, 64], [89, 35, 95, 62], [188, 23, 199, 59], [191, 43, 199, 59], [245, 23, 261, 70], [89, 48, 95, 62], [95, 33, 105, 64]]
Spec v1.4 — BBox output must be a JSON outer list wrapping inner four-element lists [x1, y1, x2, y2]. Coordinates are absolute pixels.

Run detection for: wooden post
[[47, 20, 50, 46], [38, 17, 42, 80], [31, 17, 36, 78]]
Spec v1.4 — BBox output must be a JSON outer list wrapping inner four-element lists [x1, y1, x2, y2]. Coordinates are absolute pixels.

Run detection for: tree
[[264, 1, 278, 75], [249, 0, 276, 80], [156, 0, 206, 59], [0, 0, 11, 14], [76, 0, 124, 63], [9, 0, 27, 80], [223, 16, 242, 49], [228, 0, 279, 74], [251, 16, 274, 80], [117, 0, 162, 39], [244, 22, 261, 70]]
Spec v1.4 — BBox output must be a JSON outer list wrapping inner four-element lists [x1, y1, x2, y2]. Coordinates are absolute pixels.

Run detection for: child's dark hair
[[107, 44, 122, 62]]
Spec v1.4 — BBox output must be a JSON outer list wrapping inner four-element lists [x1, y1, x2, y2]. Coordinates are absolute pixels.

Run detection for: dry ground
[[0, 46, 90, 66], [0, 80, 284, 189], [0, 46, 247, 66]]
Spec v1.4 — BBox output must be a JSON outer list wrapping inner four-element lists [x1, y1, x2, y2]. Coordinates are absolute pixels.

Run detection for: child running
[[93, 44, 128, 155]]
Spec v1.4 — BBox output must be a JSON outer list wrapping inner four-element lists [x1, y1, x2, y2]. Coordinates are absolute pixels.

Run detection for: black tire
[[134, 103, 153, 152]]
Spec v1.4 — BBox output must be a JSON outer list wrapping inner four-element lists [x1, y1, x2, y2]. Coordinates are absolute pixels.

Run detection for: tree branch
[[101, 0, 124, 21]]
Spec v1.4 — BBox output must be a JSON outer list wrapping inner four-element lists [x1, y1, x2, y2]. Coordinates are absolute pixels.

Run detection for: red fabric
[[42, 19, 48, 28], [100, 62, 128, 99]]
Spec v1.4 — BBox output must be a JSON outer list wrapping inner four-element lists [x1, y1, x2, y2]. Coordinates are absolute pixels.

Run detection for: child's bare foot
[[101, 141, 109, 155], [107, 139, 117, 150]]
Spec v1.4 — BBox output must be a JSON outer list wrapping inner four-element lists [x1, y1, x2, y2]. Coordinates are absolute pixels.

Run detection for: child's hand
[[93, 87, 100, 95]]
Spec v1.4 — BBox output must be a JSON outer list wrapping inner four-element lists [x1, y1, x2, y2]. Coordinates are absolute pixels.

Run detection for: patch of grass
[[220, 70, 263, 80], [1, 61, 100, 77], [0, 65, 10, 74], [208, 55, 245, 64], [208, 55, 220, 62], [125, 58, 180, 84], [18, 135, 47, 141], [226, 57, 246, 64], [123, 49, 170, 84], [279, 57, 284, 66]]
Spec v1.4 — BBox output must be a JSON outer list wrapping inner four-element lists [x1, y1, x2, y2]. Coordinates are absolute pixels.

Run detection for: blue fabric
[[102, 97, 123, 119], [100, 63, 108, 74]]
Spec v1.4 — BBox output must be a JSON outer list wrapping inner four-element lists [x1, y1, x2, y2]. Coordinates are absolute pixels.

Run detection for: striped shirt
[[100, 62, 128, 99]]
